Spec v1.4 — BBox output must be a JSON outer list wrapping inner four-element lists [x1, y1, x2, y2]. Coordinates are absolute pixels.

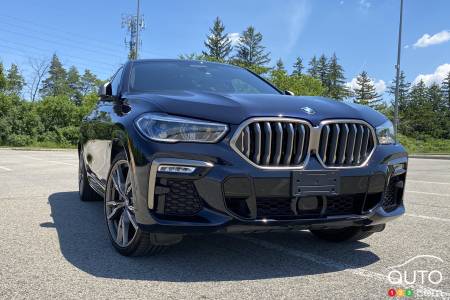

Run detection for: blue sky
[[1, 0, 449, 99]]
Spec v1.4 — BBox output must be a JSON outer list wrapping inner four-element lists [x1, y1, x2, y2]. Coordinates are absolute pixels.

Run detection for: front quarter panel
[[80, 93, 165, 190]]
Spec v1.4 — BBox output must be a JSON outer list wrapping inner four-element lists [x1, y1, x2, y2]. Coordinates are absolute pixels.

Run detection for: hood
[[127, 91, 387, 127]]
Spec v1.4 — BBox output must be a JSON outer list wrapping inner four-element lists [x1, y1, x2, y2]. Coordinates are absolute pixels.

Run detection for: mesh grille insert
[[159, 179, 203, 216], [256, 197, 295, 217], [382, 175, 404, 212]]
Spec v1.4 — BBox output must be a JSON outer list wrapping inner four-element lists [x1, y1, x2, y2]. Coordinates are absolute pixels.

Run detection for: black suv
[[79, 59, 407, 256]]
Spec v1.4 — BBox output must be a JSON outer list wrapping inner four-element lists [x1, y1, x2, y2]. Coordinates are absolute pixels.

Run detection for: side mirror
[[284, 90, 295, 96], [98, 82, 112, 97]]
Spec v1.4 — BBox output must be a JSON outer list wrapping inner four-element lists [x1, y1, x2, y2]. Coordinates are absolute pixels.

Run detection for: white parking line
[[406, 213, 450, 223], [406, 191, 450, 197], [407, 180, 450, 185], [235, 236, 449, 296], [0, 166, 12, 171]]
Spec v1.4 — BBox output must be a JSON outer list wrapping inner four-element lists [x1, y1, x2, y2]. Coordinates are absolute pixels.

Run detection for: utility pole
[[393, 0, 404, 142], [135, 0, 140, 59], [122, 0, 145, 60]]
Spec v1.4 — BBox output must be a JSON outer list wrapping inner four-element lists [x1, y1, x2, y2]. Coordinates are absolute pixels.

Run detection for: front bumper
[[128, 130, 408, 234]]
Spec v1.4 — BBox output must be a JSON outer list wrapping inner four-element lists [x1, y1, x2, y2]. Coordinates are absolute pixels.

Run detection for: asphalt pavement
[[0, 149, 449, 299]]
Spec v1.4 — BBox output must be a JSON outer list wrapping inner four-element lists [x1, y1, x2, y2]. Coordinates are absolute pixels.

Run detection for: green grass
[[0, 142, 76, 150], [398, 135, 450, 154]]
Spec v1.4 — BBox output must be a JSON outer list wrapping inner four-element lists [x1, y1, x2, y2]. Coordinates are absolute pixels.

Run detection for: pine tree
[[0, 62, 7, 92], [275, 58, 285, 71], [5, 64, 25, 96], [388, 70, 411, 112], [292, 57, 304, 75], [427, 83, 448, 138], [307, 56, 319, 79], [353, 71, 384, 110], [442, 71, 450, 108], [427, 83, 445, 112], [80, 69, 101, 96], [409, 80, 427, 106], [234, 26, 270, 68], [327, 53, 349, 100], [40, 54, 68, 97], [67, 66, 82, 105], [317, 54, 329, 87], [203, 17, 233, 62], [407, 80, 434, 137]]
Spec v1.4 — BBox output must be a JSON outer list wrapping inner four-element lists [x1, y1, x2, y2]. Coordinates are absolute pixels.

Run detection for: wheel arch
[[110, 125, 132, 164]]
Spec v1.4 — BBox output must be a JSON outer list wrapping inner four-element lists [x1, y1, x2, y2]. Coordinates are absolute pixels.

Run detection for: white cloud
[[374, 80, 386, 94], [227, 32, 240, 46], [346, 77, 386, 95], [413, 30, 450, 48], [414, 64, 450, 85]]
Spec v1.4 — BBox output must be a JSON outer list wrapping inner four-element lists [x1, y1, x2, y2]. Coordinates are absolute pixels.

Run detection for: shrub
[[6, 134, 33, 147], [56, 126, 80, 145]]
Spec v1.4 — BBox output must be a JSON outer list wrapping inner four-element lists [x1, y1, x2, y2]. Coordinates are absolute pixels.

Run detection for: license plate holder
[[292, 170, 340, 197]]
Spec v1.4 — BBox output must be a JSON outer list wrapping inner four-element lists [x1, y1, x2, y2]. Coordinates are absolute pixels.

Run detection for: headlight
[[135, 113, 228, 143], [376, 120, 395, 144]]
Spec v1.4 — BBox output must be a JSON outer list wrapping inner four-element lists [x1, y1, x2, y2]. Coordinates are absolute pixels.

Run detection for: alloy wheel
[[78, 157, 85, 192], [105, 159, 138, 247]]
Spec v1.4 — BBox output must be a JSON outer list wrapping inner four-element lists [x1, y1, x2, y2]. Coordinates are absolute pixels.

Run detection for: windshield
[[128, 61, 280, 94]]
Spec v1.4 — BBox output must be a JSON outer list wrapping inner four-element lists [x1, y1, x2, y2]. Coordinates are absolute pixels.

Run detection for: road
[[0, 149, 449, 299]]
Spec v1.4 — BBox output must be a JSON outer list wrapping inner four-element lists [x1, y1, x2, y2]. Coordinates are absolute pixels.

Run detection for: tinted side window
[[110, 67, 124, 96]]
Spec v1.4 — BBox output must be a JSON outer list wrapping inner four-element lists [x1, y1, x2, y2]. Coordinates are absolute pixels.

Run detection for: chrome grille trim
[[230, 117, 312, 170], [231, 118, 377, 170]]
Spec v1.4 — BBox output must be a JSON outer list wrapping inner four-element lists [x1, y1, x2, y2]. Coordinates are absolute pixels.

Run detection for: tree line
[[0, 16, 449, 148], [0, 55, 102, 147]]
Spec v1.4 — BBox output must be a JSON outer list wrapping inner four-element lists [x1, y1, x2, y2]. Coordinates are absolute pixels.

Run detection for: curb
[[409, 154, 450, 160]]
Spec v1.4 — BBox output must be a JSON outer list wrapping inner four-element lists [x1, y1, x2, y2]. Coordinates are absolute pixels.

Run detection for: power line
[[0, 39, 119, 69], [0, 26, 127, 61], [0, 44, 117, 75], [1, 48, 117, 85], [0, 13, 128, 50], [0, 13, 164, 58]]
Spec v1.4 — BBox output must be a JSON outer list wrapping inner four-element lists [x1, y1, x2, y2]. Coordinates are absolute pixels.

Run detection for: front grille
[[233, 120, 310, 167], [158, 179, 203, 216], [318, 122, 375, 167]]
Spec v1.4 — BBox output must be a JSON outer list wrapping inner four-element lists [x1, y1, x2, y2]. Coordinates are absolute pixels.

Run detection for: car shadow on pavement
[[44, 191, 380, 282]]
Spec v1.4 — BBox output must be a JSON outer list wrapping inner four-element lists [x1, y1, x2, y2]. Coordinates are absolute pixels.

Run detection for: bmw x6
[[79, 59, 407, 256]]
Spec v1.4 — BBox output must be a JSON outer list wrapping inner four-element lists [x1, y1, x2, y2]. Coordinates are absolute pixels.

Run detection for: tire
[[310, 227, 374, 242], [105, 151, 181, 256], [79, 151, 103, 202]]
